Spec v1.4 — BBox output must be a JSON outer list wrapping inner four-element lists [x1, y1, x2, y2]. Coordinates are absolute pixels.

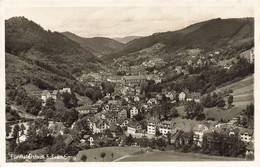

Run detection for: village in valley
[[5, 14, 255, 162]]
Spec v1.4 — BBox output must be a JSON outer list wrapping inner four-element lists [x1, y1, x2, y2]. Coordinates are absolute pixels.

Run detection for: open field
[[218, 57, 238, 66], [119, 150, 247, 161], [76, 146, 145, 162], [23, 83, 42, 96], [206, 75, 254, 120], [218, 75, 254, 104], [177, 75, 253, 121]]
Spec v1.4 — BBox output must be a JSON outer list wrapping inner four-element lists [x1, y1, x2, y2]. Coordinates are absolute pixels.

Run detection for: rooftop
[[123, 75, 146, 80]]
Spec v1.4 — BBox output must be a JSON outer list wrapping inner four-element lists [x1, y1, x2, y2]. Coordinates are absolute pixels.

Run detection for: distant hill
[[104, 18, 254, 60], [62, 31, 125, 58], [113, 36, 141, 44]]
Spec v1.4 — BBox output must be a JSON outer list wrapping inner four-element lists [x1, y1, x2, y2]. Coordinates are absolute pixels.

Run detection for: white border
[[0, 0, 259, 167]]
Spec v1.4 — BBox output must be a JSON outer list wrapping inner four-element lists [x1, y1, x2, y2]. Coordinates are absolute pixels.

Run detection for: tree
[[184, 101, 195, 119], [125, 134, 134, 146], [13, 124, 20, 144], [6, 125, 12, 136], [166, 131, 171, 145], [155, 126, 161, 139], [111, 153, 114, 160], [194, 103, 204, 120], [81, 154, 87, 162], [228, 95, 233, 107], [61, 92, 78, 109], [170, 107, 179, 118], [100, 152, 106, 162], [217, 97, 225, 108], [20, 124, 26, 135]]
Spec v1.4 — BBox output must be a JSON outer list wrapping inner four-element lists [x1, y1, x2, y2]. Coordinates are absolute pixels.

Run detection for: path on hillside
[[112, 155, 132, 162]]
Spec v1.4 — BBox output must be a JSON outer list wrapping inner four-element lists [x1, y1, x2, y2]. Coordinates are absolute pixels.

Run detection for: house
[[156, 94, 162, 100], [239, 128, 254, 144], [88, 136, 95, 146], [154, 77, 162, 84], [108, 100, 118, 106], [193, 124, 209, 146], [122, 75, 146, 84], [127, 121, 142, 134], [170, 130, 182, 144], [134, 96, 140, 102], [96, 119, 110, 133], [118, 108, 128, 119], [147, 118, 158, 135], [175, 66, 182, 74], [60, 88, 71, 94], [214, 51, 220, 55], [165, 91, 176, 100], [107, 76, 122, 83], [109, 123, 118, 137], [135, 87, 142, 95], [41, 90, 52, 106], [158, 121, 174, 136], [191, 93, 201, 103], [117, 117, 130, 127], [64, 134, 73, 146], [106, 114, 117, 125], [76, 105, 92, 114], [187, 59, 193, 65], [178, 92, 186, 101], [246, 142, 254, 155], [210, 58, 217, 64], [186, 93, 192, 101], [51, 90, 60, 101], [147, 98, 157, 105], [130, 106, 138, 118]]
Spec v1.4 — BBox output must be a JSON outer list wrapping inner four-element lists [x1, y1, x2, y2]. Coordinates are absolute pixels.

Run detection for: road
[[112, 155, 132, 162]]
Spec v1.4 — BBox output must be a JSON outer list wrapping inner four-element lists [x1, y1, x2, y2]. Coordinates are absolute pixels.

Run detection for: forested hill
[[104, 18, 254, 60], [5, 16, 101, 66], [62, 31, 125, 58], [5, 16, 104, 94]]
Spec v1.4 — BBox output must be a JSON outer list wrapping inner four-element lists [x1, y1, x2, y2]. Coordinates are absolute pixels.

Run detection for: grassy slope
[[206, 75, 253, 120], [119, 150, 246, 161], [75, 146, 144, 162], [176, 75, 253, 121]]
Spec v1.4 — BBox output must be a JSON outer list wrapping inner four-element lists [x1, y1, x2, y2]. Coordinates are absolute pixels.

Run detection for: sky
[[5, 6, 254, 38]]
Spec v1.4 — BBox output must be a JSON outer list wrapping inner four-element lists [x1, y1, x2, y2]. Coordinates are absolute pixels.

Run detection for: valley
[[5, 16, 255, 162]]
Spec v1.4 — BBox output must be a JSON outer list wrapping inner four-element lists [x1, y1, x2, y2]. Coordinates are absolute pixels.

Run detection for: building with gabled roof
[[127, 121, 142, 134], [147, 117, 159, 135], [193, 124, 209, 146], [239, 128, 254, 144]]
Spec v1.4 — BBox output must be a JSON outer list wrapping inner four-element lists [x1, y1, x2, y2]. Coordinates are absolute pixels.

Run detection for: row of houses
[[41, 88, 71, 106], [145, 118, 254, 147], [179, 92, 201, 102], [107, 75, 146, 85]]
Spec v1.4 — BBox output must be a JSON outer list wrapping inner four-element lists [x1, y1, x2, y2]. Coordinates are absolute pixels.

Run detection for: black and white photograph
[[1, 0, 259, 165]]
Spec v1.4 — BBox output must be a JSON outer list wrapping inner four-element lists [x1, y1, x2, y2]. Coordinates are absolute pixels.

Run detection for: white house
[[179, 92, 186, 101], [147, 118, 158, 135], [130, 106, 139, 118], [239, 129, 254, 144], [158, 121, 173, 136], [193, 124, 209, 146], [41, 90, 52, 106]]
